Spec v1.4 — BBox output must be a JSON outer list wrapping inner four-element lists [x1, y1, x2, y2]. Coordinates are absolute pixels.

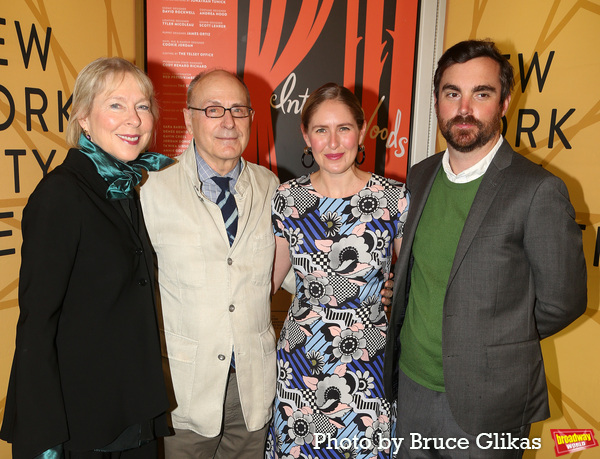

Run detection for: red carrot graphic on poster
[[146, 0, 418, 181], [345, 0, 387, 175], [243, 0, 334, 175], [344, 0, 417, 180], [386, 0, 418, 180]]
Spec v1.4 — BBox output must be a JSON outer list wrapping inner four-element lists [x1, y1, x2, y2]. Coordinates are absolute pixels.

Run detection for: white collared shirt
[[442, 136, 504, 184]]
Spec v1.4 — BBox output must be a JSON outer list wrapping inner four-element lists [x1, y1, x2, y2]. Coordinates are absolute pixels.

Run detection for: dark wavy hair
[[434, 39, 514, 104]]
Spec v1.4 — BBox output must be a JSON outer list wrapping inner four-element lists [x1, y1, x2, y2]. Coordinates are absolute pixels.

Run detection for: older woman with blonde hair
[[0, 57, 173, 459]]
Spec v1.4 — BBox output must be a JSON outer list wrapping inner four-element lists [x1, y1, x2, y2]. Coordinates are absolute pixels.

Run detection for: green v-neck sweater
[[399, 167, 483, 391]]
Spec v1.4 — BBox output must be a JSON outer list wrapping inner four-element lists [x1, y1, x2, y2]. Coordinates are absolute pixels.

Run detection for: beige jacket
[[140, 141, 279, 435]]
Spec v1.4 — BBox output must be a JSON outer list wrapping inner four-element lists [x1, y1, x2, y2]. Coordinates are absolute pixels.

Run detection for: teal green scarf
[[34, 444, 63, 459], [78, 134, 174, 200]]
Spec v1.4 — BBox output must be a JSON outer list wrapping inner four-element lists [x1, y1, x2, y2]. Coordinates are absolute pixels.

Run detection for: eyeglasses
[[187, 105, 254, 118]]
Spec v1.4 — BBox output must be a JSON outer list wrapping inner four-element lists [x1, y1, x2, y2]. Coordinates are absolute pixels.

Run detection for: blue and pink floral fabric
[[267, 174, 409, 459]]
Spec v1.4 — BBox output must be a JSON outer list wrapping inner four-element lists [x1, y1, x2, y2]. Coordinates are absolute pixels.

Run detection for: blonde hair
[[66, 57, 158, 148]]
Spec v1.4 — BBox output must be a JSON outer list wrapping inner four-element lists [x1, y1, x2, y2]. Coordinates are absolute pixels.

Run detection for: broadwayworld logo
[[551, 429, 598, 456]]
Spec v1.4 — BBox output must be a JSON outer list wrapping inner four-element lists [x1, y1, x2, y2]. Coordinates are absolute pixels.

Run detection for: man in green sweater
[[383, 40, 587, 458]]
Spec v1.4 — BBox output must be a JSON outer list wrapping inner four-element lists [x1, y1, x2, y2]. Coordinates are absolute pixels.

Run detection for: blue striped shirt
[[194, 143, 241, 203]]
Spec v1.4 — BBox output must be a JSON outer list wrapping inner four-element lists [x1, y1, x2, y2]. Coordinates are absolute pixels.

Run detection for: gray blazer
[[383, 139, 587, 434]]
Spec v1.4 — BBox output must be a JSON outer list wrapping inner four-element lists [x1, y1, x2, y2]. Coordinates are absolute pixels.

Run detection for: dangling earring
[[355, 145, 365, 165], [83, 129, 91, 140], [302, 146, 315, 168]]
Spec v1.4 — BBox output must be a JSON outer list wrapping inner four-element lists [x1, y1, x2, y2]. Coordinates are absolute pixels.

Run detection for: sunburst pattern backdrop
[[1, 1, 598, 458], [441, 1, 599, 457], [0, 1, 139, 457]]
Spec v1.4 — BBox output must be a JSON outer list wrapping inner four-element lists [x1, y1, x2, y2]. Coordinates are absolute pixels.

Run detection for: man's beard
[[438, 112, 501, 153]]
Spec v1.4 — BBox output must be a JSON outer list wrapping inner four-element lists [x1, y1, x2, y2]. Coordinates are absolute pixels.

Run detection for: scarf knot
[[78, 134, 174, 199]]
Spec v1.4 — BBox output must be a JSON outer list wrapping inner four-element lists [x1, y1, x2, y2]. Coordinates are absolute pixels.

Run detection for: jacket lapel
[[230, 158, 250, 252], [390, 154, 442, 316], [66, 149, 144, 244], [403, 155, 443, 248], [182, 141, 235, 249], [446, 140, 514, 288]]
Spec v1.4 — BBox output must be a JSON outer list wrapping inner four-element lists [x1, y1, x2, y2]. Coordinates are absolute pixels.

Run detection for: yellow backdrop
[[1, 1, 598, 458], [441, 1, 600, 456], [0, 1, 139, 457]]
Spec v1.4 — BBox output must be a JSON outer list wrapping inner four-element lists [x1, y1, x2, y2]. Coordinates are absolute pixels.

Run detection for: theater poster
[[145, 0, 420, 183]]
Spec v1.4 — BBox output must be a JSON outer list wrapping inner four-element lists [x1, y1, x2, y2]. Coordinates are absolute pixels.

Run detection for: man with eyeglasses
[[140, 69, 285, 458]]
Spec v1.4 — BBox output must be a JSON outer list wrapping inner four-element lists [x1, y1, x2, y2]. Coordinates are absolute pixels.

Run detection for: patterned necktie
[[212, 176, 238, 246]]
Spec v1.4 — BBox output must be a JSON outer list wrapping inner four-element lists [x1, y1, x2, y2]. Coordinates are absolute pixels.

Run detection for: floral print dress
[[266, 173, 409, 459]]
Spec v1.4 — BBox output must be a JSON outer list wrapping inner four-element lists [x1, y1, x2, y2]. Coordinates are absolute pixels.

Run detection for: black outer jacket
[[0, 149, 170, 458]]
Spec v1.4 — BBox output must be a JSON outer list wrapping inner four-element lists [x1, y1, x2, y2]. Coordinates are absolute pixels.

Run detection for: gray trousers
[[164, 372, 269, 459], [396, 369, 530, 459]]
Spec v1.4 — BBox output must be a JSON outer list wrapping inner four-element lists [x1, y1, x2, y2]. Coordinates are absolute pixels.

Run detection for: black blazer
[[0, 149, 170, 458], [383, 140, 587, 434]]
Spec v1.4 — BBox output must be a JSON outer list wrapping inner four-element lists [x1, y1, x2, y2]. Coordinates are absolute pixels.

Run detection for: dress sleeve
[[1, 173, 81, 458], [271, 185, 288, 238]]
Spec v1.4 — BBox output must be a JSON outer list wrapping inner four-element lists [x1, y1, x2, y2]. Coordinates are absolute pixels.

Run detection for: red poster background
[[146, 0, 418, 182]]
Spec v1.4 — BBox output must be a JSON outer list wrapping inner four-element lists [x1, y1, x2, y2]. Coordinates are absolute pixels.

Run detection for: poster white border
[[410, 0, 446, 166]]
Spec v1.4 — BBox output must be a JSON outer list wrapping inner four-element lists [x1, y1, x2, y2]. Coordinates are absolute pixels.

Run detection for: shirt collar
[[194, 142, 242, 185], [442, 136, 504, 184]]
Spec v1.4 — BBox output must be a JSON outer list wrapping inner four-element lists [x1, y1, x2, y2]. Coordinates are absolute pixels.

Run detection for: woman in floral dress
[[267, 83, 409, 459]]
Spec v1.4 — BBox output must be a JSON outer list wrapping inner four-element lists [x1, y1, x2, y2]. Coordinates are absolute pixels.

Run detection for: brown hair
[[301, 82, 365, 130], [434, 39, 514, 104]]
